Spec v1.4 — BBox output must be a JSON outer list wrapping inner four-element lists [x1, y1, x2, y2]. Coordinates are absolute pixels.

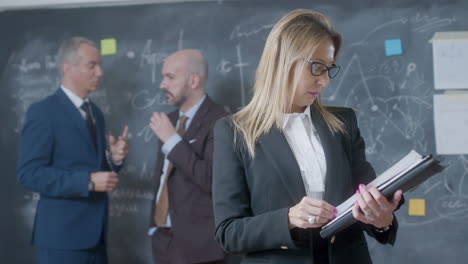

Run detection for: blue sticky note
[[384, 39, 403, 56]]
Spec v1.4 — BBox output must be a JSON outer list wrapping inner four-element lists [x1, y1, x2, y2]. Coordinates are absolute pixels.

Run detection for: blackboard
[[2, 0, 468, 263]]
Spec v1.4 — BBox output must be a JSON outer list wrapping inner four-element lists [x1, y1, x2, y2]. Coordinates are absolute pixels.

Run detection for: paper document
[[431, 31, 468, 89], [434, 93, 468, 155]]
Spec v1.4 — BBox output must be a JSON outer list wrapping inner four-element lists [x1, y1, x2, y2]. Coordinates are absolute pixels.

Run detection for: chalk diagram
[[322, 14, 468, 227]]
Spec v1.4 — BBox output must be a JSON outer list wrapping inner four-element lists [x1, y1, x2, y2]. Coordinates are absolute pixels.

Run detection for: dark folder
[[320, 153, 447, 239]]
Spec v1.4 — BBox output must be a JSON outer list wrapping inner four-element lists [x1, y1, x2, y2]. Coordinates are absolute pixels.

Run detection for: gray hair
[[57, 36, 98, 76]]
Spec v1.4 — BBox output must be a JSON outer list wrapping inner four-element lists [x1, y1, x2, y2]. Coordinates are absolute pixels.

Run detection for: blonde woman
[[212, 9, 403, 264]]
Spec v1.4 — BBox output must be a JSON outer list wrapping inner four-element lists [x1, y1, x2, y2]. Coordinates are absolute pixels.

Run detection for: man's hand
[[149, 112, 177, 142], [109, 126, 129, 164], [90, 171, 119, 192]]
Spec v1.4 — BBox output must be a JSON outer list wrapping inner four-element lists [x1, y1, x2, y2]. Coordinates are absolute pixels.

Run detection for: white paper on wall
[[433, 92, 468, 155], [431, 31, 468, 90]]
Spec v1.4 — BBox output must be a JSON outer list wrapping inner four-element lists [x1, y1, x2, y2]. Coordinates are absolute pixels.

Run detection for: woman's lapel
[[258, 127, 306, 204]]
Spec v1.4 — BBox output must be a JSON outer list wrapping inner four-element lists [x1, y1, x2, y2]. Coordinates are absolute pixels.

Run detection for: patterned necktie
[[80, 102, 97, 150], [154, 115, 188, 226]]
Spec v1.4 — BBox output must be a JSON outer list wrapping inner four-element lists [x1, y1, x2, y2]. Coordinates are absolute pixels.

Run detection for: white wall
[[0, 0, 214, 11]]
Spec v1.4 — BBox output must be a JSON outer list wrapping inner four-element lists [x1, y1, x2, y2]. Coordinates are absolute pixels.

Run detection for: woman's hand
[[288, 197, 337, 229], [352, 184, 403, 229]]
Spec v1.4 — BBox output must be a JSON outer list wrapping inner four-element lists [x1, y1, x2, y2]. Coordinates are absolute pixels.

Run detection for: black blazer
[[213, 106, 398, 264]]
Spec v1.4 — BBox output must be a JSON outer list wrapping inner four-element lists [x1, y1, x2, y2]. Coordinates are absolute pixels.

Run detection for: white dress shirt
[[61, 85, 89, 119], [282, 105, 327, 199]]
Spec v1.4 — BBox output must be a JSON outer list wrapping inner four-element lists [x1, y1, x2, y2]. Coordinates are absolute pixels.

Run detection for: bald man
[[148, 50, 228, 264]]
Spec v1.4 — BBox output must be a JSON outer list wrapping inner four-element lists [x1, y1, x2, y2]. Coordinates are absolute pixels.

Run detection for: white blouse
[[282, 106, 327, 199]]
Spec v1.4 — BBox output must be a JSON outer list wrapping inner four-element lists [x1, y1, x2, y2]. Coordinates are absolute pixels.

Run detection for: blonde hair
[[232, 9, 346, 158]]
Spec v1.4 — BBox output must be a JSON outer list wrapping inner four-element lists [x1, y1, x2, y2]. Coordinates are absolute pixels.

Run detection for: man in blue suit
[[17, 36, 129, 264]]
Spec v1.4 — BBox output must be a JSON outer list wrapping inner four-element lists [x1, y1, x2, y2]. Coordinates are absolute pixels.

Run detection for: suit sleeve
[[166, 119, 215, 193], [17, 104, 90, 197], [96, 108, 123, 173], [110, 162, 123, 172], [212, 119, 298, 254], [346, 109, 399, 245]]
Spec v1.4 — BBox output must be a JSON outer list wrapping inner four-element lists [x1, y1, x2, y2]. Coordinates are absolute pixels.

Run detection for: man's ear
[[62, 63, 71, 77], [189, 74, 200, 90]]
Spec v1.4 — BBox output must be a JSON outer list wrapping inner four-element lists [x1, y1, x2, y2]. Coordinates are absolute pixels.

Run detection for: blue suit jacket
[[17, 88, 121, 250]]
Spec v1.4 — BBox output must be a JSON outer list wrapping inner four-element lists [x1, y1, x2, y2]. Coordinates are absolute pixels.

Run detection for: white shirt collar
[[61, 85, 89, 108], [282, 105, 312, 130]]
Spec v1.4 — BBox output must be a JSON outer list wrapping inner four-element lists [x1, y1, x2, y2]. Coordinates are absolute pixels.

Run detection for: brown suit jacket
[[150, 96, 228, 263]]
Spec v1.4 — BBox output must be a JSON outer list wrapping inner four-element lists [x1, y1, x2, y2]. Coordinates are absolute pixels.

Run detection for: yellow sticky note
[[408, 199, 426, 216], [101, 38, 117, 55]]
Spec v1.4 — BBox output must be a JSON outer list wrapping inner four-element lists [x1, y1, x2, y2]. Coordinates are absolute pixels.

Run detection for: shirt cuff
[[148, 227, 157, 236], [162, 134, 182, 155], [106, 150, 123, 166]]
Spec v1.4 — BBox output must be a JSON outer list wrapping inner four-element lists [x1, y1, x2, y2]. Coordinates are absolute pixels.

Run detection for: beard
[[165, 91, 189, 108]]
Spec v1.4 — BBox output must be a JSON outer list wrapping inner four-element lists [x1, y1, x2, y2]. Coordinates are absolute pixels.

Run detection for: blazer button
[[280, 246, 288, 250], [330, 235, 336, 244]]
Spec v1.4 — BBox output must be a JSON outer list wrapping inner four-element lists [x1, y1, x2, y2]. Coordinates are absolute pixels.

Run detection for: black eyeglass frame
[[305, 59, 341, 79]]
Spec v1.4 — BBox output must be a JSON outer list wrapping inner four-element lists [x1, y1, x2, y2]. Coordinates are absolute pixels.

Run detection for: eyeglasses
[[306, 59, 341, 79]]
